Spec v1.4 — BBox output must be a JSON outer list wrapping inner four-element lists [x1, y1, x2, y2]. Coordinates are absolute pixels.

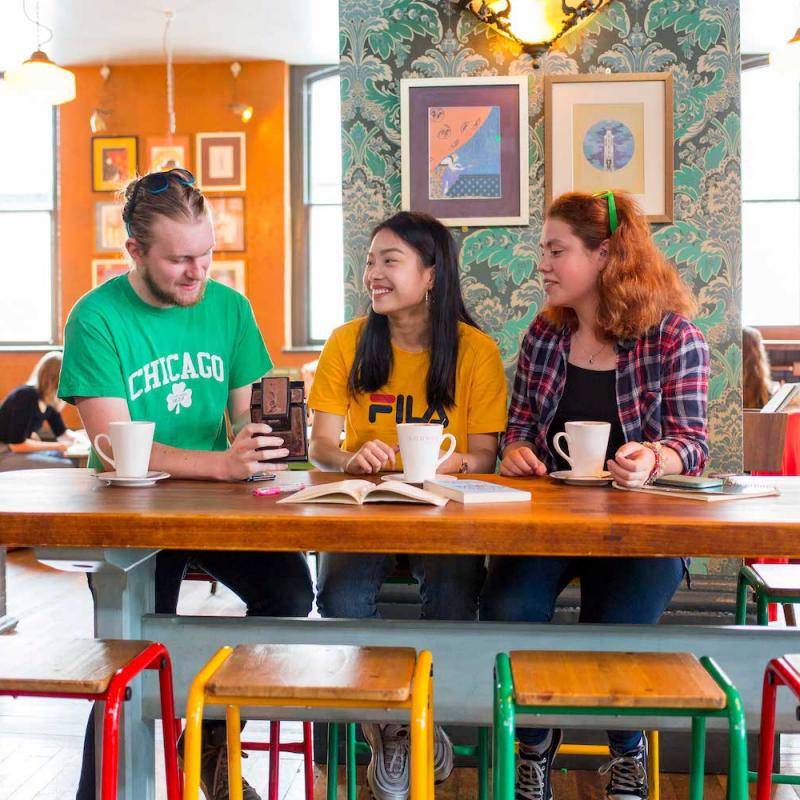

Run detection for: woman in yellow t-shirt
[[308, 210, 507, 799]]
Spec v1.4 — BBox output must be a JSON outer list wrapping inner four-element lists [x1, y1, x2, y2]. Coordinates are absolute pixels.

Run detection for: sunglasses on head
[[593, 190, 618, 235], [123, 168, 196, 236]]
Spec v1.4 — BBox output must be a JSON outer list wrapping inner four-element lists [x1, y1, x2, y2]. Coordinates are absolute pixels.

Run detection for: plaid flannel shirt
[[502, 311, 710, 474]]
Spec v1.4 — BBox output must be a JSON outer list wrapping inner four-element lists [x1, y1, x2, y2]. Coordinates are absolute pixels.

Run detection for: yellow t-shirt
[[308, 318, 508, 467]]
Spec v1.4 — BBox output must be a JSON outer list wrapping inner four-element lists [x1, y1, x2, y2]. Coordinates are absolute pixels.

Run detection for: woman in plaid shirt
[[481, 191, 709, 800]]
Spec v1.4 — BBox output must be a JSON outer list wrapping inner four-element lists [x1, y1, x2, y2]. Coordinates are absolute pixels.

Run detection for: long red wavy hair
[[540, 191, 695, 339]]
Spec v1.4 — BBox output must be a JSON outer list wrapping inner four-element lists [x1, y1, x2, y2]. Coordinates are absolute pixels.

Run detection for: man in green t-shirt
[[60, 169, 312, 800]]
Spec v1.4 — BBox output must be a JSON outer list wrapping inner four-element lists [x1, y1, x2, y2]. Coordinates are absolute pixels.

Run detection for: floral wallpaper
[[339, 0, 742, 475]]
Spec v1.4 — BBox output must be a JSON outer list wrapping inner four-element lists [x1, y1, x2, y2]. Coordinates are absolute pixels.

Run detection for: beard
[[140, 263, 207, 308]]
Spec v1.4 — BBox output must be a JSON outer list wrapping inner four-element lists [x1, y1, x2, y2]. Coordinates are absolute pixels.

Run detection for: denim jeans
[[76, 550, 313, 799], [317, 552, 486, 620], [480, 555, 685, 752]]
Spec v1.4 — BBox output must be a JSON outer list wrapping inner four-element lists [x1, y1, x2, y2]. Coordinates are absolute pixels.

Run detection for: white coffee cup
[[93, 421, 155, 478], [396, 423, 457, 481], [552, 421, 611, 477]]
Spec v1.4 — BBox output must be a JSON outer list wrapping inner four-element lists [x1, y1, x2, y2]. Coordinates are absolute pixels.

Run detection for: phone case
[[250, 377, 309, 463], [654, 475, 724, 489]]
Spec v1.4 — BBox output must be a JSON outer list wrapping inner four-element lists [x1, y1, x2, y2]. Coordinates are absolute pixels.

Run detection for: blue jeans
[[317, 553, 486, 620], [480, 555, 685, 751], [76, 550, 313, 799]]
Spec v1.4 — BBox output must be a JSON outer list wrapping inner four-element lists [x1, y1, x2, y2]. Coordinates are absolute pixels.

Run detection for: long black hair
[[348, 211, 479, 409]]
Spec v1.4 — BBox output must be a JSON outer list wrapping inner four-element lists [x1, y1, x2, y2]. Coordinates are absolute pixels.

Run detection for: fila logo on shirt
[[368, 393, 450, 427]]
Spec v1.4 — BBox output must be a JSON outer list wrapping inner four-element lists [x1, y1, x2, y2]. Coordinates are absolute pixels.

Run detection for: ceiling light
[[89, 65, 112, 132], [228, 62, 254, 123], [459, 0, 612, 61], [3, 1, 75, 105]]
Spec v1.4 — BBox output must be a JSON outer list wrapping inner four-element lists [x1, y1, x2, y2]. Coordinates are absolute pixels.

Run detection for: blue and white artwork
[[582, 119, 635, 172]]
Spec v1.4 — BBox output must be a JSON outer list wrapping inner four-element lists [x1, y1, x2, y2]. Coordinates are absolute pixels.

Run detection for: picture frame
[[400, 76, 529, 227], [95, 202, 127, 252], [210, 260, 245, 294], [92, 259, 129, 287], [91, 136, 137, 192], [145, 135, 190, 173], [208, 197, 245, 252], [545, 72, 674, 222], [196, 132, 246, 191]]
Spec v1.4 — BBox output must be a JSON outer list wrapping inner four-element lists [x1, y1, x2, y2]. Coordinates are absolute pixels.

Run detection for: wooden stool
[[0, 637, 180, 799], [492, 650, 747, 800], [752, 654, 800, 798], [184, 644, 435, 800], [736, 563, 800, 626]]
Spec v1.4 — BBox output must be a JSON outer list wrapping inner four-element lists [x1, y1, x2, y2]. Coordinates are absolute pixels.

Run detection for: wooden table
[[2, 469, 800, 799]]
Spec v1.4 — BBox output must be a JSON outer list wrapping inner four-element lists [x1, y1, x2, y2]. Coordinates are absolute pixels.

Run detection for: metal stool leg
[[689, 716, 706, 800], [268, 721, 281, 800], [756, 664, 778, 800], [346, 723, 357, 800], [227, 705, 244, 800], [327, 723, 339, 800], [303, 721, 315, 800]]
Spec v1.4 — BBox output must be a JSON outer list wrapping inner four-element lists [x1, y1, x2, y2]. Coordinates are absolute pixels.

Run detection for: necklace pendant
[[588, 354, 594, 365]]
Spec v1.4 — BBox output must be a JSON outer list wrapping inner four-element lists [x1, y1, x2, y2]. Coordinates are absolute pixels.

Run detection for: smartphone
[[653, 475, 724, 490], [245, 472, 277, 483]]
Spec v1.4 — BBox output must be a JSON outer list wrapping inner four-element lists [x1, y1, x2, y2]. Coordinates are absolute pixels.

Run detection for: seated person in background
[[742, 326, 778, 408], [308, 210, 508, 800], [59, 168, 313, 800], [0, 351, 77, 470], [481, 191, 709, 800]]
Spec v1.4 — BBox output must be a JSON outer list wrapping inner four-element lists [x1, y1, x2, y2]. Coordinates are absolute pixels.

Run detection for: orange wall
[[0, 59, 312, 426]]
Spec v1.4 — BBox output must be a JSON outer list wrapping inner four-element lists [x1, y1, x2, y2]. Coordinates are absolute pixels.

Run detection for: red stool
[[0, 638, 180, 799], [242, 721, 314, 800], [756, 654, 800, 799]]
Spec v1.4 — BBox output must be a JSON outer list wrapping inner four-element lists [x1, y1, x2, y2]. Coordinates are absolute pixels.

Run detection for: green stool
[[326, 723, 490, 800], [736, 563, 800, 626], [492, 650, 748, 800]]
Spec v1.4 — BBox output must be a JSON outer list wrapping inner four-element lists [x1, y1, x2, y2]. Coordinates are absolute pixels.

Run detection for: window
[[290, 66, 344, 347], [741, 67, 800, 329], [0, 91, 57, 345]]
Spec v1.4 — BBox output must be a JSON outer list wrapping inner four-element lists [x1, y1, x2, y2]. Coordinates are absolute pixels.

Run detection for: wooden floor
[[1, 548, 798, 799]]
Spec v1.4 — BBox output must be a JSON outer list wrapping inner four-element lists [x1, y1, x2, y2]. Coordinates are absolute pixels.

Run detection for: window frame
[[0, 104, 59, 348], [290, 64, 341, 350]]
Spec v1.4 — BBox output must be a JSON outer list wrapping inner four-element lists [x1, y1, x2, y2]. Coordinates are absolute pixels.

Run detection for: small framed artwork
[[95, 202, 126, 252], [92, 259, 129, 287], [400, 76, 529, 226], [210, 260, 245, 294], [208, 197, 245, 252], [545, 72, 674, 222], [196, 132, 246, 191], [146, 135, 190, 173], [91, 136, 137, 192]]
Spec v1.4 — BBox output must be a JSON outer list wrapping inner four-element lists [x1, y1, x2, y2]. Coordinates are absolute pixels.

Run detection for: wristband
[[641, 441, 664, 485]]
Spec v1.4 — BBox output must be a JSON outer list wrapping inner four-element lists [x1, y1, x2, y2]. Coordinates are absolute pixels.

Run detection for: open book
[[423, 478, 531, 504], [612, 482, 780, 503], [277, 479, 448, 506]]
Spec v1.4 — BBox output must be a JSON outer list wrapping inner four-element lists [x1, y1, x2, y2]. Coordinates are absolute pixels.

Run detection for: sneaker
[[363, 722, 410, 800], [599, 734, 649, 800], [199, 742, 262, 800], [515, 728, 563, 800], [433, 725, 454, 783]]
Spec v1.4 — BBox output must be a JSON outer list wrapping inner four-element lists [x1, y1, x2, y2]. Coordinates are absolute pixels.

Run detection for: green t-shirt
[[59, 275, 271, 467]]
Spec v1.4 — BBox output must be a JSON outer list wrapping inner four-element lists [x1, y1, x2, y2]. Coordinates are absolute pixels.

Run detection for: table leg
[[35, 548, 158, 800]]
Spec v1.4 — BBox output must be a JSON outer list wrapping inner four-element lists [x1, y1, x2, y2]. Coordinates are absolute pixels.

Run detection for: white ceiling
[[0, 0, 796, 74], [0, 0, 340, 71]]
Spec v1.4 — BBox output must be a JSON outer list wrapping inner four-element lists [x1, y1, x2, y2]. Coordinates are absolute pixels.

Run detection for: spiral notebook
[[612, 481, 781, 502]]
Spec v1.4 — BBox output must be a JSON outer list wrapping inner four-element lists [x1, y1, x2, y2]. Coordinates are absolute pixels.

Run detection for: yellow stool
[[184, 643, 435, 800]]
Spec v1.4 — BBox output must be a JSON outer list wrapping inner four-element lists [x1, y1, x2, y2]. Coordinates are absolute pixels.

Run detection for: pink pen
[[252, 484, 307, 497]]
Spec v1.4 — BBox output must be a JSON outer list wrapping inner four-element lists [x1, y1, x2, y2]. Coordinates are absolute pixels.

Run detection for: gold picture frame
[[92, 136, 138, 192]]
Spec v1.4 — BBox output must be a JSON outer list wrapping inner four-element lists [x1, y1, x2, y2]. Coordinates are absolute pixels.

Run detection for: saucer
[[549, 470, 613, 486], [93, 471, 171, 487], [380, 473, 458, 486]]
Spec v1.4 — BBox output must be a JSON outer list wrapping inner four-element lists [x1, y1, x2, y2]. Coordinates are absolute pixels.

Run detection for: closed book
[[277, 479, 448, 506], [612, 482, 780, 503], [422, 478, 531, 504]]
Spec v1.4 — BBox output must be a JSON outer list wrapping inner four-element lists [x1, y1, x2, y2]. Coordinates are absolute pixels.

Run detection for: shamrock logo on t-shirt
[[167, 382, 193, 414]]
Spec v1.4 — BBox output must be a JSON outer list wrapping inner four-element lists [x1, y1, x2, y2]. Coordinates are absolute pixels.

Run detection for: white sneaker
[[363, 723, 410, 800], [433, 725, 454, 783]]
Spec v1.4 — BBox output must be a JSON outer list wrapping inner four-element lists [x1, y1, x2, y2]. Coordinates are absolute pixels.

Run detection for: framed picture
[[208, 197, 245, 252], [210, 260, 245, 294], [196, 132, 246, 191], [95, 202, 126, 252], [92, 259, 129, 287], [400, 76, 529, 227], [145, 135, 190, 173], [92, 136, 137, 192], [545, 72, 674, 222]]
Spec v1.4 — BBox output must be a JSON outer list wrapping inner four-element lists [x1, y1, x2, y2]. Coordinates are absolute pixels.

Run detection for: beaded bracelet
[[641, 441, 664, 485]]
